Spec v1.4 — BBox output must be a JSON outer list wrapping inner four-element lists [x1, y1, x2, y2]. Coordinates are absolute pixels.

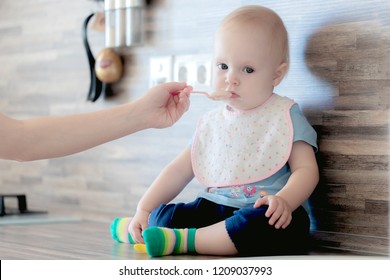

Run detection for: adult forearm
[[1, 82, 190, 161], [12, 101, 146, 161]]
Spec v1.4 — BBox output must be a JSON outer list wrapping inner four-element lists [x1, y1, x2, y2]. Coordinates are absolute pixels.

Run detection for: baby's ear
[[273, 62, 288, 87]]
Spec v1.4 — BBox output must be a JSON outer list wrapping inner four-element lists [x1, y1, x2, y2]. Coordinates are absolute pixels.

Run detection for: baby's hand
[[128, 209, 150, 243], [253, 195, 292, 229]]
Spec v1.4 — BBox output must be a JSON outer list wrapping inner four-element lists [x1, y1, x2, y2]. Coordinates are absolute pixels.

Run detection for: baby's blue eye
[[244, 67, 254, 73], [218, 63, 228, 70]]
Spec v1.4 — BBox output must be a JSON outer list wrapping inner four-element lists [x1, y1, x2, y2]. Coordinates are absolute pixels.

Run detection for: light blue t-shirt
[[194, 104, 317, 213]]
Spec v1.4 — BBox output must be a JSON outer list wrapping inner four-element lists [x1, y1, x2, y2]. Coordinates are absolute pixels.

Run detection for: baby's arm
[[276, 140, 319, 210], [254, 141, 319, 228], [129, 147, 194, 243]]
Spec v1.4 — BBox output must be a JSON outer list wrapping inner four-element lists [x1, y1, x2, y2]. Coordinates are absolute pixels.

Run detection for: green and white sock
[[143, 227, 196, 257], [110, 217, 136, 244]]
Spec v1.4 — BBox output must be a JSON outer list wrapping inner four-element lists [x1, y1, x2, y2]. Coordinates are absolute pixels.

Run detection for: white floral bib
[[191, 94, 295, 187]]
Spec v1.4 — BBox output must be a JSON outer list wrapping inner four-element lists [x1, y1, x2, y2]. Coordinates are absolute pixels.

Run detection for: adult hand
[[137, 82, 192, 129]]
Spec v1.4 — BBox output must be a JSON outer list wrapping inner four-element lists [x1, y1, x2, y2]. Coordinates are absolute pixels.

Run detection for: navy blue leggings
[[148, 198, 310, 256]]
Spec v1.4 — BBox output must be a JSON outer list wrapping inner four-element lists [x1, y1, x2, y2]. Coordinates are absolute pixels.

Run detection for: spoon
[[172, 89, 232, 100]]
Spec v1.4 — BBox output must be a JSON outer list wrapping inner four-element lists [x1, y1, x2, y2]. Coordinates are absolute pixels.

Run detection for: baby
[[111, 5, 319, 257]]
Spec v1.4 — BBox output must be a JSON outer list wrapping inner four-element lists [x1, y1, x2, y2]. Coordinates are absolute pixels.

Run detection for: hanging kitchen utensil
[[83, 13, 114, 102]]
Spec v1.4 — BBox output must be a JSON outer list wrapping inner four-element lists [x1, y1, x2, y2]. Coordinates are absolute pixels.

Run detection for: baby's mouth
[[229, 91, 240, 98]]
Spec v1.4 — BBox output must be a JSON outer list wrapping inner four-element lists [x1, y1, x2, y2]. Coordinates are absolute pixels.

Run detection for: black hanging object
[[82, 13, 111, 102]]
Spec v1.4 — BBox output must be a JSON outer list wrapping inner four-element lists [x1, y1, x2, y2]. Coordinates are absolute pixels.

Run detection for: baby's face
[[213, 24, 282, 111]]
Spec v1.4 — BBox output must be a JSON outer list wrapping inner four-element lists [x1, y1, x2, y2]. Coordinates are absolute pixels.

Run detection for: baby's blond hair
[[218, 5, 289, 67]]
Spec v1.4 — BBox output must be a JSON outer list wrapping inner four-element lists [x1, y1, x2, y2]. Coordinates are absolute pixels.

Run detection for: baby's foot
[[143, 227, 196, 257], [110, 217, 136, 244]]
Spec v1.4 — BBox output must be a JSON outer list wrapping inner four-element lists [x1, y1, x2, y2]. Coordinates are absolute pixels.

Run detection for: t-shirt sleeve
[[290, 104, 318, 152]]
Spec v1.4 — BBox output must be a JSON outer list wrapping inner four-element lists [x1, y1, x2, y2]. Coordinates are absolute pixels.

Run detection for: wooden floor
[[0, 219, 385, 260], [0, 220, 223, 260]]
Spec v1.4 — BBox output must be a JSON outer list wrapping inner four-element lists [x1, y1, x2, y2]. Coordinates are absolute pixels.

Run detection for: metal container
[[115, 0, 127, 47], [104, 0, 144, 48], [104, 0, 116, 47], [125, 0, 144, 46]]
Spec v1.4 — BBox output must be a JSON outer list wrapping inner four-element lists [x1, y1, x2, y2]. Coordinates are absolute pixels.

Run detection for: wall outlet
[[149, 56, 173, 86], [193, 54, 212, 91], [173, 54, 213, 91], [173, 55, 195, 84]]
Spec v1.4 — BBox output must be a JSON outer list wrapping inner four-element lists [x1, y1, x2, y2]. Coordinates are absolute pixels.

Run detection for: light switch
[[149, 56, 173, 86]]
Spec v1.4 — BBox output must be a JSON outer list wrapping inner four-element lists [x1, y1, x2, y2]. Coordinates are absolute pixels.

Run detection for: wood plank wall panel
[[305, 19, 389, 255], [0, 0, 389, 255]]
